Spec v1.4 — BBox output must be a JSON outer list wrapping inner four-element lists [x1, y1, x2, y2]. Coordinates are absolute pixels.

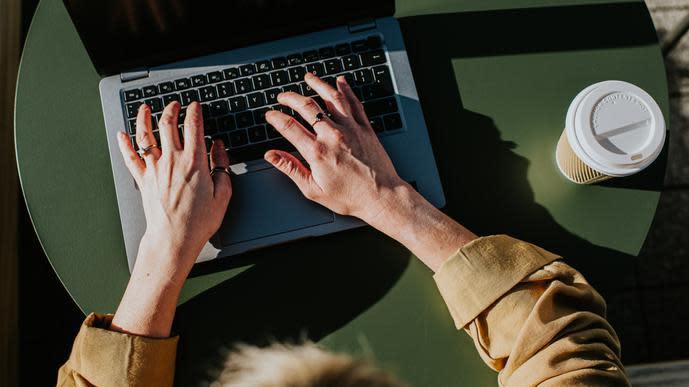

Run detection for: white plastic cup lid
[[565, 80, 665, 177]]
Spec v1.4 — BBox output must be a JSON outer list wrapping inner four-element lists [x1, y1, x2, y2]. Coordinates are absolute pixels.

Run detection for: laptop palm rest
[[218, 166, 334, 246]]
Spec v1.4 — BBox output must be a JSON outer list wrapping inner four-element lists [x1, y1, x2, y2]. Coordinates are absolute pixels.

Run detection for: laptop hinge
[[120, 70, 150, 83], [348, 19, 377, 34]]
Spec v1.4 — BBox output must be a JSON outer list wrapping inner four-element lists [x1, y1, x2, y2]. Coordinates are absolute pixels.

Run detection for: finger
[[265, 150, 320, 199], [183, 102, 206, 158], [304, 72, 351, 120], [210, 139, 232, 205], [265, 110, 316, 157], [277, 91, 331, 137], [116, 131, 145, 183], [157, 101, 182, 154], [337, 76, 369, 127], [135, 104, 161, 161]]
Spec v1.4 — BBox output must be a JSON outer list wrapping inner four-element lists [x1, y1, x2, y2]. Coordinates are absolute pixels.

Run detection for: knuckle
[[159, 115, 175, 129], [281, 116, 298, 132], [302, 99, 319, 111], [330, 90, 345, 102]]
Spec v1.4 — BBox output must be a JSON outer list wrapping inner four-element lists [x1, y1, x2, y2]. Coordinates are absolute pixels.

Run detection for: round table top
[[16, 0, 667, 384]]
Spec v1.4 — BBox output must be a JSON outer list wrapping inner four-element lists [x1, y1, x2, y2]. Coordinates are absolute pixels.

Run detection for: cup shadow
[[171, 3, 663, 382]]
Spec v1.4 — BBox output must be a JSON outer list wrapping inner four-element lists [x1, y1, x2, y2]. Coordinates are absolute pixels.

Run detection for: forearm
[[367, 183, 477, 272], [111, 236, 195, 338]]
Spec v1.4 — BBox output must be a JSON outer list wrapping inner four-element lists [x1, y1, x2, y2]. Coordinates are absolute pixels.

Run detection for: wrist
[[363, 181, 427, 235], [135, 233, 198, 286]]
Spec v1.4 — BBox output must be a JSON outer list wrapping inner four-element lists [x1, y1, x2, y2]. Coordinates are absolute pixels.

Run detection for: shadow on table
[[172, 3, 662, 383]]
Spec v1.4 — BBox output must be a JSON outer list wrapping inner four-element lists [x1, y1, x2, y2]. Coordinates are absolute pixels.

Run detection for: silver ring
[[210, 166, 232, 178], [137, 144, 158, 156], [310, 111, 332, 127]]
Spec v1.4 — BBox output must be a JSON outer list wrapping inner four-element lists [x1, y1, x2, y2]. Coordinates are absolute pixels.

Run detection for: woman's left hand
[[111, 101, 231, 338]]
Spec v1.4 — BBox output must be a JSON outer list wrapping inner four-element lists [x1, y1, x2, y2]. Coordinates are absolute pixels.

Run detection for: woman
[[57, 73, 630, 386]]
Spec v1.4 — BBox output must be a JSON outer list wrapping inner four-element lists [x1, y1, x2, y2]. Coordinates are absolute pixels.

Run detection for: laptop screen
[[63, 0, 394, 76]]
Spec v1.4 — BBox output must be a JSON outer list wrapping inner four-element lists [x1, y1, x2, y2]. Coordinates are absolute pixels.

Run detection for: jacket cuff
[[66, 313, 179, 387], [433, 235, 560, 329]]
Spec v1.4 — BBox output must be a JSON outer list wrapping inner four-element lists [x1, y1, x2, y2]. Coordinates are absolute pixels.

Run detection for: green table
[[16, 0, 668, 385]]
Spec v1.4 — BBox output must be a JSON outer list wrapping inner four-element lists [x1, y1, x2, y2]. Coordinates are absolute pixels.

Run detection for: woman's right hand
[[265, 72, 477, 271], [264, 73, 411, 226]]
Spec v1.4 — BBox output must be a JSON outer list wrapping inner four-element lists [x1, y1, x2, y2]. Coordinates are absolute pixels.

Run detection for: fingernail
[[265, 152, 280, 164]]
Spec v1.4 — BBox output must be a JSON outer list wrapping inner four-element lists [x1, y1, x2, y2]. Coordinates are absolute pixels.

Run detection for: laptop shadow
[[171, 3, 663, 383]]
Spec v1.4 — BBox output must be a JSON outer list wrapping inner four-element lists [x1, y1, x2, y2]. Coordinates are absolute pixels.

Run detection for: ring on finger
[[210, 166, 232, 178], [137, 144, 159, 157], [310, 111, 332, 127]]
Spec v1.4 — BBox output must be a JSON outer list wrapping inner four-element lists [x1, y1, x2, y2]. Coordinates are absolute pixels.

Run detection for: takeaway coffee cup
[[556, 80, 666, 184]]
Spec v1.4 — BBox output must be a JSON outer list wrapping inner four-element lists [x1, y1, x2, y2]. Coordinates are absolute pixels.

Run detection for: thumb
[[265, 150, 318, 198]]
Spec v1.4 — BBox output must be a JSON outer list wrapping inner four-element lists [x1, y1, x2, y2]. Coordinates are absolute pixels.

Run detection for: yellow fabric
[[57, 235, 629, 386], [56, 313, 178, 387], [434, 235, 629, 386]]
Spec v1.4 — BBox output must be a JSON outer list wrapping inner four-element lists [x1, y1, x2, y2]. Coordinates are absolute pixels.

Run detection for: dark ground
[[16, 1, 689, 385]]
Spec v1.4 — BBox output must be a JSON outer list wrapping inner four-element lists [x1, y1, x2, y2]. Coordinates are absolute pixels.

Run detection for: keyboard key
[[271, 57, 288, 69], [360, 49, 386, 66], [322, 76, 336, 88], [179, 107, 187, 121], [256, 60, 272, 72], [191, 75, 207, 87], [313, 96, 327, 110], [174, 78, 192, 90], [306, 63, 325, 77], [223, 67, 240, 79], [372, 65, 392, 85], [266, 123, 281, 139], [282, 84, 300, 94], [159, 82, 175, 94], [126, 101, 143, 118], [236, 111, 254, 128], [217, 82, 235, 98], [342, 55, 361, 70], [204, 118, 218, 134], [204, 136, 213, 153], [247, 92, 266, 108], [228, 96, 247, 112], [128, 119, 137, 134], [181, 90, 199, 106], [273, 104, 294, 116], [248, 125, 267, 142], [124, 89, 142, 101], [318, 46, 336, 59], [228, 129, 249, 147], [270, 70, 288, 86], [202, 104, 211, 117], [361, 84, 394, 100], [366, 35, 383, 49], [288, 67, 306, 83], [352, 39, 368, 52], [217, 115, 236, 132], [235, 78, 253, 94], [265, 88, 281, 104], [287, 54, 303, 66], [207, 71, 224, 83], [209, 100, 229, 116], [240, 64, 256, 76], [199, 86, 218, 102], [383, 113, 402, 131], [363, 97, 398, 116], [354, 69, 374, 85], [335, 43, 351, 56], [163, 93, 181, 105], [300, 82, 317, 96], [142, 86, 158, 97], [369, 116, 384, 133], [229, 138, 295, 163], [252, 74, 271, 90], [342, 72, 355, 85], [303, 50, 319, 62], [254, 108, 270, 124], [144, 97, 163, 113], [324, 59, 343, 75]]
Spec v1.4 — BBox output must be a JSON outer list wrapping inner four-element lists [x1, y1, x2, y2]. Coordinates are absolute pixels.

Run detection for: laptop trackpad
[[218, 166, 334, 246]]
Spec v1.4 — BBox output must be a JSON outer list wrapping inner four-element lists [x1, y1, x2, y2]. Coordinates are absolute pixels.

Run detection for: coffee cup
[[556, 80, 665, 184]]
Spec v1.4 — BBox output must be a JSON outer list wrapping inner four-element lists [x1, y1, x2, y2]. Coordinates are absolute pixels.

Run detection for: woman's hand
[[264, 73, 408, 225], [266, 73, 477, 271], [111, 101, 231, 337]]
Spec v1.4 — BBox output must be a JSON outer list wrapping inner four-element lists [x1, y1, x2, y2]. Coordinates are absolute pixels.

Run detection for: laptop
[[63, 0, 446, 272]]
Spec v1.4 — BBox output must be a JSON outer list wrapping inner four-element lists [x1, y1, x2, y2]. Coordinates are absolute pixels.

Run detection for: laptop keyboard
[[120, 35, 403, 164]]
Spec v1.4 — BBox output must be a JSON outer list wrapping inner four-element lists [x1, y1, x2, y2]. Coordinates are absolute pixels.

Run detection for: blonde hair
[[212, 342, 407, 387]]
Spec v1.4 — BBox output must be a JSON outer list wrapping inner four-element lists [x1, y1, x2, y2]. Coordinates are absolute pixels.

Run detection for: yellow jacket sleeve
[[434, 235, 630, 387], [56, 313, 178, 387]]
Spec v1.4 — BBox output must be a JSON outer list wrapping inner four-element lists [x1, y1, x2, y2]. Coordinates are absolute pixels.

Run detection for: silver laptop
[[64, 0, 445, 272]]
